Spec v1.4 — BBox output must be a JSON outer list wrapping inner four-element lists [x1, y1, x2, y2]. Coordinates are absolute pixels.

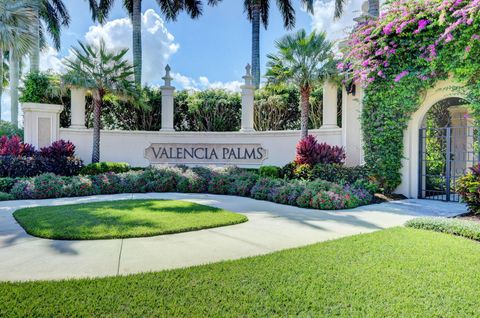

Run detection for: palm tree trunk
[[132, 0, 142, 86], [251, 3, 261, 89], [300, 86, 311, 139], [9, 52, 19, 128], [0, 50, 3, 121], [368, 0, 379, 17], [30, 2, 41, 73], [92, 90, 103, 163]]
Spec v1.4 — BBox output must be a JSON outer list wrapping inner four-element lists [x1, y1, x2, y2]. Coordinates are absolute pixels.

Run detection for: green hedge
[[80, 162, 131, 175], [3, 167, 375, 210], [405, 217, 480, 241]]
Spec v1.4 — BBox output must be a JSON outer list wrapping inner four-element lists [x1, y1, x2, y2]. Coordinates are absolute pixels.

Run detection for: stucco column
[[22, 103, 64, 149], [70, 87, 86, 129], [321, 80, 339, 129], [160, 65, 175, 132], [240, 64, 255, 132]]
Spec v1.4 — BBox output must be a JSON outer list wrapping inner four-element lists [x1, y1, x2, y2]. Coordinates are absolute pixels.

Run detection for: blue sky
[[1, 0, 363, 120]]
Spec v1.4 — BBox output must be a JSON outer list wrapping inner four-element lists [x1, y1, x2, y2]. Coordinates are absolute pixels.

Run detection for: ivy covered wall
[[340, 0, 480, 192]]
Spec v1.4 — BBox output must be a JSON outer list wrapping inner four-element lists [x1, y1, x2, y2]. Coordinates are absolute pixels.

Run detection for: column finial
[[243, 64, 253, 86], [162, 64, 173, 87]]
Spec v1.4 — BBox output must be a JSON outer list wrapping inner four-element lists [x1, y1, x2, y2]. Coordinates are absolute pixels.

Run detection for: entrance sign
[[145, 143, 268, 165]]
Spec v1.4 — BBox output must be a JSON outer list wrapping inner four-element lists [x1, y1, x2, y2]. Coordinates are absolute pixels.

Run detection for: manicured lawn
[[1, 228, 480, 316], [13, 199, 247, 240]]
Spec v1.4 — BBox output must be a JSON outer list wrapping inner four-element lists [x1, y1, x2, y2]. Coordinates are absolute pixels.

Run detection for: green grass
[[13, 199, 247, 240], [406, 216, 480, 241], [2, 228, 480, 317]]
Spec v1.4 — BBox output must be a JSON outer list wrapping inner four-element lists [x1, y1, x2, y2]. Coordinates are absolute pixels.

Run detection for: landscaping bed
[[13, 199, 247, 240], [1, 228, 480, 316], [0, 166, 375, 210]]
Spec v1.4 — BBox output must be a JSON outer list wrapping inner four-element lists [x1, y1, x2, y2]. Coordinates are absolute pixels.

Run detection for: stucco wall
[[60, 128, 342, 167]]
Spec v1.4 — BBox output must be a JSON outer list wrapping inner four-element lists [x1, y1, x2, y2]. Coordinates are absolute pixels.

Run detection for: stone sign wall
[[145, 143, 268, 164]]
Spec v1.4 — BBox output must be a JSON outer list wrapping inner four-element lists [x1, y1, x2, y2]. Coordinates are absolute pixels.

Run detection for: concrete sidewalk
[[0, 193, 466, 282]]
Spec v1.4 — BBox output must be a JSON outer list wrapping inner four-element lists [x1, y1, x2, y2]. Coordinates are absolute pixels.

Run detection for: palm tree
[[63, 40, 136, 163], [0, 0, 37, 127], [266, 29, 335, 138], [98, 0, 221, 86], [244, 0, 314, 89], [29, 0, 70, 72], [0, 52, 8, 120], [333, 0, 379, 19], [30, 0, 102, 73]]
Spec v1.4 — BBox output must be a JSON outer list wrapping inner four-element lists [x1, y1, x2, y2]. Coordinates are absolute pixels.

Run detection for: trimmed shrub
[[0, 192, 13, 201], [63, 176, 98, 197], [258, 166, 281, 178], [176, 170, 208, 193], [271, 181, 306, 205], [208, 173, 232, 194], [405, 217, 480, 242], [250, 178, 286, 201], [229, 171, 259, 197], [3, 167, 375, 210], [311, 164, 370, 184], [80, 162, 131, 176], [0, 177, 17, 193]]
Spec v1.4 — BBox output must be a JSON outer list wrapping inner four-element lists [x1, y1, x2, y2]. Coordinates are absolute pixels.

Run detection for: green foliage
[[19, 72, 61, 104], [2, 167, 374, 210], [457, 171, 480, 214], [80, 162, 131, 176], [0, 120, 23, 138], [4, 228, 480, 316], [0, 191, 13, 201], [13, 199, 247, 240], [0, 177, 16, 192], [406, 217, 480, 242], [342, 0, 480, 192], [258, 165, 281, 178], [176, 89, 241, 131]]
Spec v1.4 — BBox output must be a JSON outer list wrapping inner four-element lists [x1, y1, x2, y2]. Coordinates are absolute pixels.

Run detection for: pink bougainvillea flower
[[394, 70, 409, 82]]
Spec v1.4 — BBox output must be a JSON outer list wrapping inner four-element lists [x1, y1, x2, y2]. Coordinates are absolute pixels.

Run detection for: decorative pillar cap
[[162, 64, 173, 88], [242, 64, 254, 89]]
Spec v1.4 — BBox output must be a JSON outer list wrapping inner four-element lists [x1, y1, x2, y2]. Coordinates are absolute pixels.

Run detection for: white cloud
[[85, 9, 179, 85], [310, 0, 363, 41], [1, 91, 11, 122], [172, 72, 243, 92], [39, 47, 65, 73]]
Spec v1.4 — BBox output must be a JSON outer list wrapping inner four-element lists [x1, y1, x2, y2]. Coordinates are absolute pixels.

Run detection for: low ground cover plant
[[405, 217, 480, 242], [2, 166, 374, 210]]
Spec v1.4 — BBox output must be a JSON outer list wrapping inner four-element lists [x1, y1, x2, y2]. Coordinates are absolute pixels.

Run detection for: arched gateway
[[397, 80, 470, 200]]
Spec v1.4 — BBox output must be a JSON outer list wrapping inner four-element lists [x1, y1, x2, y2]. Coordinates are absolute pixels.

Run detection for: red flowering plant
[[0, 136, 36, 157], [295, 135, 345, 166], [338, 0, 480, 192]]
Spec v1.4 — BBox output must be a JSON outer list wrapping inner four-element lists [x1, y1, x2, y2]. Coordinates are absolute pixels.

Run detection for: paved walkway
[[0, 193, 466, 282]]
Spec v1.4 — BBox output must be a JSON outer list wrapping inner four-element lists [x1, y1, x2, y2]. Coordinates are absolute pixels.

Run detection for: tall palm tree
[[98, 0, 221, 86], [63, 40, 136, 163], [0, 0, 37, 127], [266, 29, 335, 138], [30, 0, 101, 73], [244, 0, 314, 89], [333, 0, 379, 19], [29, 0, 70, 72], [0, 52, 8, 120]]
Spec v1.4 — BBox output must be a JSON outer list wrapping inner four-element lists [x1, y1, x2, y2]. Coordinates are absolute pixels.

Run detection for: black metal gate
[[419, 126, 479, 202]]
